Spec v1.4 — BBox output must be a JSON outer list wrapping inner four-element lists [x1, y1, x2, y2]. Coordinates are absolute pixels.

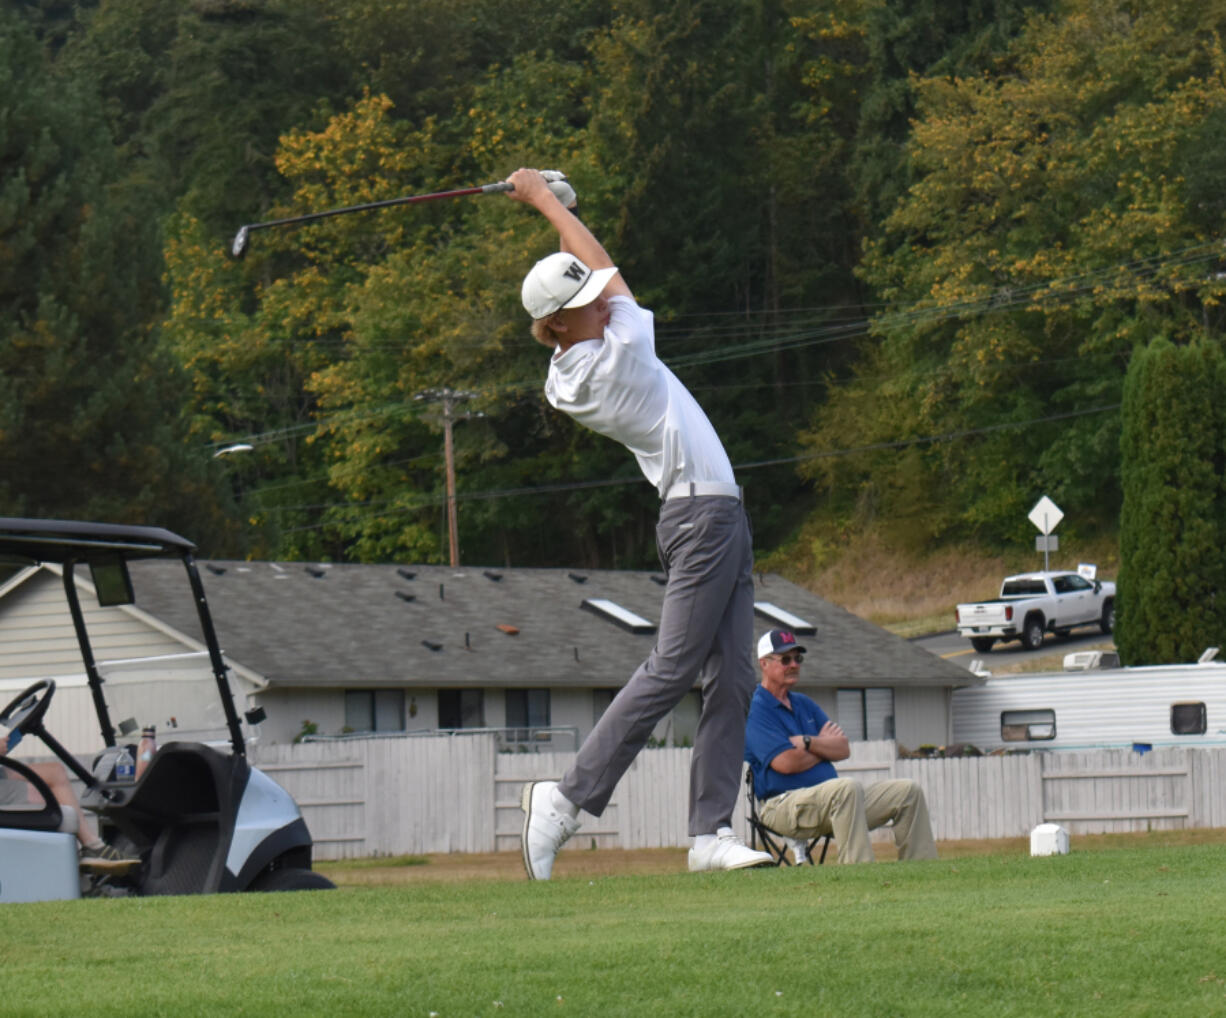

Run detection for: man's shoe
[[688, 827, 773, 872], [520, 780, 580, 880], [79, 841, 140, 875]]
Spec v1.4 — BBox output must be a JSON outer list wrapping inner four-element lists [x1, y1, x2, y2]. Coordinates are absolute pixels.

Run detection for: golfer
[[509, 167, 770, 878]]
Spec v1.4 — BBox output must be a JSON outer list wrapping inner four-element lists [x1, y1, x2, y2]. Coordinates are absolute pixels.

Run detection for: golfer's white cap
[[521, 252, 618, 320]]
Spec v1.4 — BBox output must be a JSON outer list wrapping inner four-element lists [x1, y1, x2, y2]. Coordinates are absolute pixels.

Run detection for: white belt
[[664, 481, 743, 501]]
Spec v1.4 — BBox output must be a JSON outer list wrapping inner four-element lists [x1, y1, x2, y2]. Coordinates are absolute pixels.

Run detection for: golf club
[[229, 171, 568, 259]]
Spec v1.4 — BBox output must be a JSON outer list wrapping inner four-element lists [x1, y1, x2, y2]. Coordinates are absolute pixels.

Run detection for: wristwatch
[[803, 735, 812, 752]]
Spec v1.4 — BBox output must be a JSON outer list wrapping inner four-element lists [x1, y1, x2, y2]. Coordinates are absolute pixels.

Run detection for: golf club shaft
[[244, 181, 512, 234], [229, 171, 566, 259]]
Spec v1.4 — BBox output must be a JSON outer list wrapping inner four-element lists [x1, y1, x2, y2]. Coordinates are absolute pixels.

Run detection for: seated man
[[743, 629, 938, 864]]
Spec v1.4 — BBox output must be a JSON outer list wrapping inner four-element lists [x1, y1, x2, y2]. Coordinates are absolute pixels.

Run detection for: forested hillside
[[4, 0, 1223, 573]]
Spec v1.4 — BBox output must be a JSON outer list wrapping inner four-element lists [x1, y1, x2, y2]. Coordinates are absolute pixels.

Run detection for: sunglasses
[[773, 652, 805, 666]]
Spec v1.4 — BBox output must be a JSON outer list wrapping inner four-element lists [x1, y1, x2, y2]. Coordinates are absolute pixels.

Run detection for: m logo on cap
[[562, 260, 586, 282]]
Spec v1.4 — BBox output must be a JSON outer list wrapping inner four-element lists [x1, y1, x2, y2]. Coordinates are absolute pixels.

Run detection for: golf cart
[[0, 518, 334, 901]]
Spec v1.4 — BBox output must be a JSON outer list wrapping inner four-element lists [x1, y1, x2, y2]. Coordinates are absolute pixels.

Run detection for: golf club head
[[230, 225, 250, 260]]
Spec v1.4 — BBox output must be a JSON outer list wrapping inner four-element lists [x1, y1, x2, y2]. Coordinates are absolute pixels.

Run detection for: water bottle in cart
[[115, 745, 135, 782], [135, 725, 157, 779]]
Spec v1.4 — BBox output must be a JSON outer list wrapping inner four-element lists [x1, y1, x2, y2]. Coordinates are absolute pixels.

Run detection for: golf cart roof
[[0, 518, 195, 566]]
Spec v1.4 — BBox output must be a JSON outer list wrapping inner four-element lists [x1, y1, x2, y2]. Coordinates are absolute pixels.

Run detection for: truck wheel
[[1100, 599, 1115, 635], [249, 867, 336, 892], [970, 637, 995, 653], [1021, 616, 1045, 651]]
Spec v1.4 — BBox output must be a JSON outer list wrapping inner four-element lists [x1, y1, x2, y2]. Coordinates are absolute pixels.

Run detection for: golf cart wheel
[[970, 637, 995, 653], [249, 867, 335, 892]]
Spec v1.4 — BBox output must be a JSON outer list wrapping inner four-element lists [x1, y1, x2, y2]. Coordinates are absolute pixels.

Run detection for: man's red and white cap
[[522, 251, 618, 320], [757, 629, 808, 658]]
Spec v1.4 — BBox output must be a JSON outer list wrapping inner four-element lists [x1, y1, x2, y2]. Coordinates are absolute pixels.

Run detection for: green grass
[[6, 843, 1226, 1017]]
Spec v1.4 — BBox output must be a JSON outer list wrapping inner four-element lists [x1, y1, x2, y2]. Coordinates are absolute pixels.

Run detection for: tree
[[0, 9, 229, 541], [802, 0, 1226, 549], [1117, 337, 1226, 665]]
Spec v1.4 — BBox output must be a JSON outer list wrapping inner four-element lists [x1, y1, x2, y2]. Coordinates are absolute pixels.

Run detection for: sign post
[[1028, 495, 1064, 571]]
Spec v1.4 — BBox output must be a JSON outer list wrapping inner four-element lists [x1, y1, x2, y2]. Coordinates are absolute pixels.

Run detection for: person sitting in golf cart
[[2, 724, 134, 867]]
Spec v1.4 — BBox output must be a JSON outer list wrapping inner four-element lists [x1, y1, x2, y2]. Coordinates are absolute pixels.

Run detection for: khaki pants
[[758, 777, 937, 863]]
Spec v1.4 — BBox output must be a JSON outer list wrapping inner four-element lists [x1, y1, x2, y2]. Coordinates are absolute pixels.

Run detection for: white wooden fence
[[248, 738, 1226, 860]]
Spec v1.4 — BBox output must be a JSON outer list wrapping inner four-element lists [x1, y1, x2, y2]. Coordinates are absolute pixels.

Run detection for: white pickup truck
[[955, 570, 1116, 653]]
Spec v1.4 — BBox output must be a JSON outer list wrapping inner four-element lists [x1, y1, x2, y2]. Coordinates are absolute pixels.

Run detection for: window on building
[[1000, 708, 1055, 742], [438, 689, 485, 729], [506, 688, 550, 742], [835, 688, 895, 741], [344, 689, 405, 733], [1170, 701, 1207, 735]]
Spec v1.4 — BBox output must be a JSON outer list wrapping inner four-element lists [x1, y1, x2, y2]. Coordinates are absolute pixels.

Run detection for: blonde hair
[[530, 316, 560, 349]]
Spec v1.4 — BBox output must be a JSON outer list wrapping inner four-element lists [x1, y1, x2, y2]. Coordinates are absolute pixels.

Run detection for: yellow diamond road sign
[[1028, 495, 1063, 535]]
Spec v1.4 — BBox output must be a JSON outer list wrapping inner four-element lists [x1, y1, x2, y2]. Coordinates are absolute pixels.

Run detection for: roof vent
[[753, 601, 816, 635], [398, 568, 416, 581], [497, 624, 520, 636], [205, 564, 226, 575], [305, 566, 326, 579], [422, 640, 443, 652], [395, 591, 416, 603], [568, 572, 588, 584], [484, 570, 503, 582], [649, 574, 667, 585], [581, 598, 656, 634]]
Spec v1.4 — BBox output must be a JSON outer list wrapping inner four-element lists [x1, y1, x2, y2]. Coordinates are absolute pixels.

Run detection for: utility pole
[[414, 388, 481, 567]]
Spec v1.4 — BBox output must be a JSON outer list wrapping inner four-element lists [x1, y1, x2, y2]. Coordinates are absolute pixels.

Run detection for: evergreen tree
[[0, 9, 230, 543], [1117, 337, 1226, 665]]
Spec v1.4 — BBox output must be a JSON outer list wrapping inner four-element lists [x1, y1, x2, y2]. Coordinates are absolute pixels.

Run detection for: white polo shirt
[[544, 295, 735, 498]]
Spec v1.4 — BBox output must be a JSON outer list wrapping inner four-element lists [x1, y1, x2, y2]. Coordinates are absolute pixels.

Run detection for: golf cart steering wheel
[[0, 679, 56, 736]]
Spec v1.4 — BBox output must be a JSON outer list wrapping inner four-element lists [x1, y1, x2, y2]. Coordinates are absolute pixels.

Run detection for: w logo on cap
[[561, 260, 586, 282]]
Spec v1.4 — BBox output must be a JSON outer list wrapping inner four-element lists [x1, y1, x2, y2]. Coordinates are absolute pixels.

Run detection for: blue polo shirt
[[744, 684, 839, 800]]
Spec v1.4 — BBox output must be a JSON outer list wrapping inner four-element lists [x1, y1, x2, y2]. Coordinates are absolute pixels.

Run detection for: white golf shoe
[[520, 780, 581, 880], [687, 827, 773, 872]]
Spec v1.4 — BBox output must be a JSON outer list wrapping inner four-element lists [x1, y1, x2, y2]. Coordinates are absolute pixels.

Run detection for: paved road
[[913, 627, 1114, 670]]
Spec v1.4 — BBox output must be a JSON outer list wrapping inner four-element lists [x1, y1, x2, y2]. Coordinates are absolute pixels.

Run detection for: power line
[[205, 239, 1219, 450], [273, 402, 1122, 535]]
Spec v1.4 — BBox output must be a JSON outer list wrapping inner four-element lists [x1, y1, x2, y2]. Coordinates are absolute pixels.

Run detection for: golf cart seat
[[96, 741, 248, 895]]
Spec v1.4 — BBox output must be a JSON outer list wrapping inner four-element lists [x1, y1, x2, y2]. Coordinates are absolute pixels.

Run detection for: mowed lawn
[[5, 837, 1226, 1017]]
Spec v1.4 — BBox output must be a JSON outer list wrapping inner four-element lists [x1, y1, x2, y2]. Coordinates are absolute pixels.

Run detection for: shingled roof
[[125, 560, 974, 691]]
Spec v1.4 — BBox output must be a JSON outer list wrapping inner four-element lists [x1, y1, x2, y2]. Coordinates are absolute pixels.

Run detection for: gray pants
[[558, 494, 756, 835]]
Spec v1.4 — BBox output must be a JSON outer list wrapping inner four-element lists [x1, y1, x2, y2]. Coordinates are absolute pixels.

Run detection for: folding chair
[[744, 768, 830, 866]]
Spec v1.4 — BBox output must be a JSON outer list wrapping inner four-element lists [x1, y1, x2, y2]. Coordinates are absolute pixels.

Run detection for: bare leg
[[27, 761, 99, 847]]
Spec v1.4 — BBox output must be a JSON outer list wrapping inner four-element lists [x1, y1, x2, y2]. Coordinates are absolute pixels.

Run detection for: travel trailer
[[950, 649, 1226, 752]]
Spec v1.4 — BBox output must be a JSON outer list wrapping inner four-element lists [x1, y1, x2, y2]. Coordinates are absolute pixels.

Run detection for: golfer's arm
[[538, 195, 632, 301]]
